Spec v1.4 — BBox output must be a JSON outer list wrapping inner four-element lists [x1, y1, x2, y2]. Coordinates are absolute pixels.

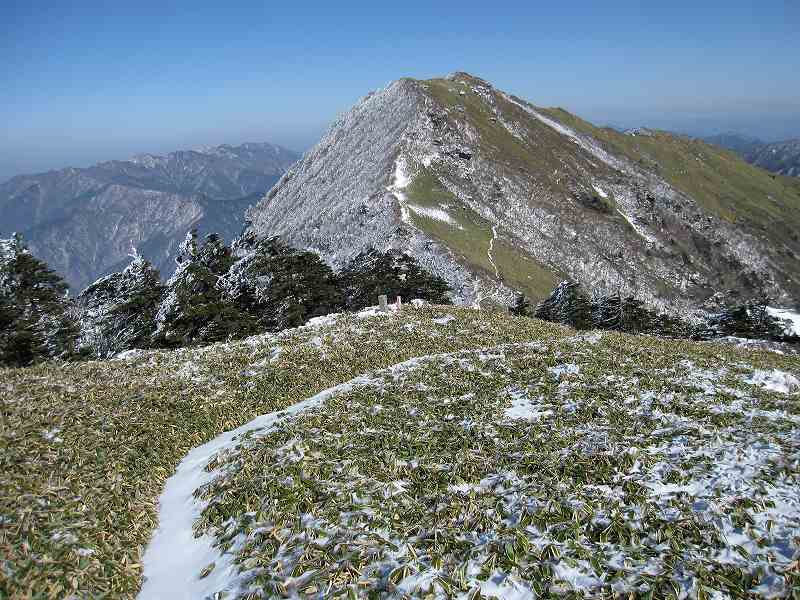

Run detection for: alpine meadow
[[2, 3, 800, 599]]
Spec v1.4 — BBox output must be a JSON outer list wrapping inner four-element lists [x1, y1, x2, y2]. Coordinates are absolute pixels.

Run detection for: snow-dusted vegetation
[[2, 305, 798, 598]]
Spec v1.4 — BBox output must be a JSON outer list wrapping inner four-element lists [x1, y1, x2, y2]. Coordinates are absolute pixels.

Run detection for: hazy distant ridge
[[0, 142, 299, 290]]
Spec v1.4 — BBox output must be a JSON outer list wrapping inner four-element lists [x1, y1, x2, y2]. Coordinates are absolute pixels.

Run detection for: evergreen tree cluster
[[1, 232, 453, 366], [516, 280, 795, 343], [698, 300, 794, 343], [339, 248, 451, 311], [5, 231, 797, 369], [0, 234, 78, 367]]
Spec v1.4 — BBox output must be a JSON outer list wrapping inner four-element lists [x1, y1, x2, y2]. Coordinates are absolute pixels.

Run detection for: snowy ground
[[3, 306, 798, 598], [142, 328, 800, 599]]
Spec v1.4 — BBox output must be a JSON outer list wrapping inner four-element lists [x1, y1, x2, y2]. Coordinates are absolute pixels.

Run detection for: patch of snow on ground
[[432, 314, 456, 325], [406, 204, 461, 227], [767, 307, 800, 336], [503, 387, 553, 421], [475, 570, 536, 600], [744, 369, 800, 395], [138, 377, 374, 600], [42, 428, 63, 442], [389, 156, 414, 224], [500, 93, 630, 173], [113, 349, 144, 360], [548, 363, 580, 379], [357, 305, 395, 319], [140, 351, 483, 600], [592, 185, 608, 199], [616, 209, 658, 243], [553, 560, 604, 592], [303, 313, 340, 329], [487, 225, 500, 279]]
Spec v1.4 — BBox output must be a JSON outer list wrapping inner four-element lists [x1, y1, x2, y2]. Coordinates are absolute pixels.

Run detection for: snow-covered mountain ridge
[[246, 73, 800, 311]]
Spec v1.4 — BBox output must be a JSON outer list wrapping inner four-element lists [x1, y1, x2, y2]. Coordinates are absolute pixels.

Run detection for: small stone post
[[395, 295, 402, 310], [378, 294, 388, 312]]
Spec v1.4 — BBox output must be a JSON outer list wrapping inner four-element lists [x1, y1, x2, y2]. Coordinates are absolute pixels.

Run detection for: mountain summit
[[246, 73, 800, 310]]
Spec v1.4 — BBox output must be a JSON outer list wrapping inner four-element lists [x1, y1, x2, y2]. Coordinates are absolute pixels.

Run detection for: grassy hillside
[[2, 307, 799, 598], [404, 170, 560, 301], [537, 107, 800, 249]]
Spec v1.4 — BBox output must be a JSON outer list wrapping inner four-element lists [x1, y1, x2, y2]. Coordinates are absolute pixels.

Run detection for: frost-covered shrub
[[532, 282, 693, 337], [221, 234, 343, 331], [339, 248, 451, 310], [75, 251, 164, 358], [0, 234, 78, 366]]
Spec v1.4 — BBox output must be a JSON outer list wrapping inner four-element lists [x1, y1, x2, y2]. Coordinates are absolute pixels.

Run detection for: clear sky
[[2, 0, 799, 180]]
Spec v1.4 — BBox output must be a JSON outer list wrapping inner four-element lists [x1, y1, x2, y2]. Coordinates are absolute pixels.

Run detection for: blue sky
[[2, 0, 798, 180]]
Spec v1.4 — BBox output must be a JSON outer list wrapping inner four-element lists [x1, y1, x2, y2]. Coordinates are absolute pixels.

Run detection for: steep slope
[[246, 73, 800, 310], [0, 143, 299, 290]]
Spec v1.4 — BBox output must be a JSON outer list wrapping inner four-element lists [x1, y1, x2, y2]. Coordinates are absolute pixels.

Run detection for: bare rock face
[[247, 73, 800, 311], [0, 142, 299, 291]]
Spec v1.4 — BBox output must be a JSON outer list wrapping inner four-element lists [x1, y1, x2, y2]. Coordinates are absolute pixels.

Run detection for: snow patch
[[487, 225, 500, 279], [138, 379, 373, 600], [389, 156, 414, 224], [139, 351, 475, 600], [303, 313, 340, 329], [503, 387, 553, 421], [766, 307, 800, 336], [548, 363, 581, 379], [744, 369, 800, 395], [432, 314, 456, 325], [406, 204, 461, 227], [42, 428, 63, 443], [616, 209, 658, 243]]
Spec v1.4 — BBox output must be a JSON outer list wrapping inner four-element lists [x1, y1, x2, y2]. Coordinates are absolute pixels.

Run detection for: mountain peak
[[444, 71, 493, 88], [246, 72, 800, 310]]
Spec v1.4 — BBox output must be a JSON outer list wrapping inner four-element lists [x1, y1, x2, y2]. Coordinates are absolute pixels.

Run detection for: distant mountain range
[[0, 142, 299, 290], [702, 133, 800, 177]]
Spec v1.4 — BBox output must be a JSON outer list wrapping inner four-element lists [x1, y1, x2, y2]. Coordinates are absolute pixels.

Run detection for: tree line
[[2, 231, 796, 369], [0, 231, 451, 367], [512, 281, 798, 344]]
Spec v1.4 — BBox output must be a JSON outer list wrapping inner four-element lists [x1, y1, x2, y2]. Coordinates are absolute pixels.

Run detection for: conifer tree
[[76, 249, 164, 357], [510, 293, 534, 317], [699, 299, 787, 341], [0, 234, 78, 366], [221, 234, 344, 331], [534, 280, 592, 329], [339, 248, 451, 310], [152, 230, 257, 348]]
